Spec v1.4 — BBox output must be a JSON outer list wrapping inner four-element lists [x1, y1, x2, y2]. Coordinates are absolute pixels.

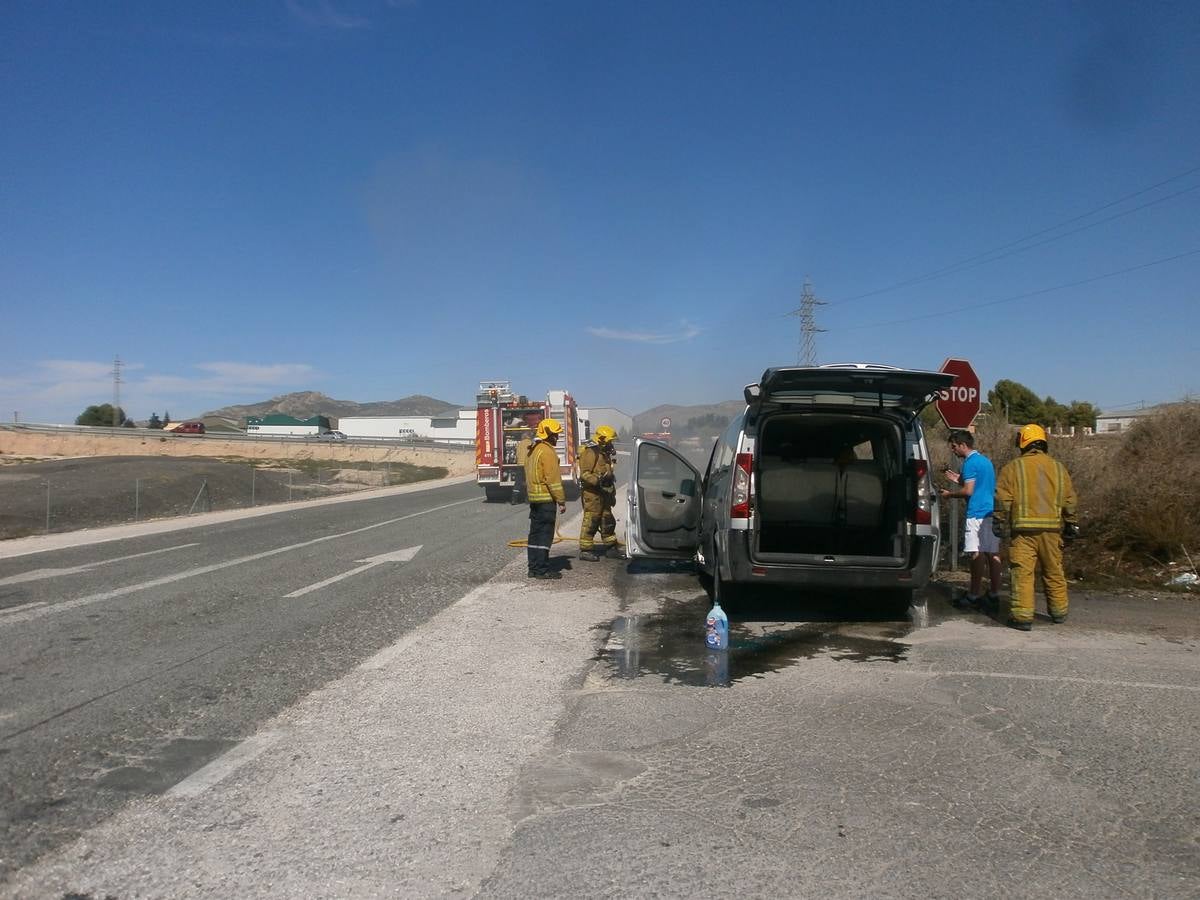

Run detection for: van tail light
[[730, 452, 753, 518], [911, 458, 932, 525]]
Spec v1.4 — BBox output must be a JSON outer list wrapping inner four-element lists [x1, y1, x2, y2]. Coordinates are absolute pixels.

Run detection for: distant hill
[[201, 391, 463, 426], [633, 399, 745, 437]]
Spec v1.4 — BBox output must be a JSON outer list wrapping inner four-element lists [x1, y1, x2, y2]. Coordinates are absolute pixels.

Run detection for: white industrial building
[[1094, 402, 1191, 434], [578, 407, 633, 439], [337, 412, 475, 444], [338, 404, 632, 446]]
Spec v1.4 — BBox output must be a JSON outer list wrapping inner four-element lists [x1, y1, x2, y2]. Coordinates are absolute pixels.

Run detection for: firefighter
[[525, 418, 567, 579], [578, 425, 622, 560], [511, 428, 533, 504], [993, 424, 1079, 631]]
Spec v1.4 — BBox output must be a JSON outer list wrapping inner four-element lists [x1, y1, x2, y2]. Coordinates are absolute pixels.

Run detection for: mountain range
[[201, 392, 463, 425], [200, 391, 744, 432]]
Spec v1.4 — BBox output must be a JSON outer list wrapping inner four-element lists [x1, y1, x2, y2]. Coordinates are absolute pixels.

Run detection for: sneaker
[[579, 551, 601, 562], [953, 594, 980, 611], [530, 570, 563, 580], [1006, 618, 1033, 632], [1050, 614, 1067, 624]]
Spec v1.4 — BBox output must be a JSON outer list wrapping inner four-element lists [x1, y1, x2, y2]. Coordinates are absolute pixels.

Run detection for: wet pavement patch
[[597, 594, 918, 687], [95, 737, 238, 794]]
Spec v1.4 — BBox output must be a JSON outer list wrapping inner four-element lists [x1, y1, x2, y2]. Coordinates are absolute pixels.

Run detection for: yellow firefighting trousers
[[579, 490, 617, 552], [1008, 531, 1068, 623]]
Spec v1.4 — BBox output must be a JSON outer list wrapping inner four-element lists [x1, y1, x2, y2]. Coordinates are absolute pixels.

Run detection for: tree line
[[75, 405, 171, 428]]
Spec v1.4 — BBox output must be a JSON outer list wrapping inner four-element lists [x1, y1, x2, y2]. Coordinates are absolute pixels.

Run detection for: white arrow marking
[[0, 543, 200, 588], [283, 545, 422, 598]]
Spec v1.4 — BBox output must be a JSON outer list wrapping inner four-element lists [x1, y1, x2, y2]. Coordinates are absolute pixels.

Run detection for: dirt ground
[[0, 455, 447, 539]]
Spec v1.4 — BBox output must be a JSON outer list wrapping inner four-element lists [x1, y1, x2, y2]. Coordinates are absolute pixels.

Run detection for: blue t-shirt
[[960, 450, 996, 519]]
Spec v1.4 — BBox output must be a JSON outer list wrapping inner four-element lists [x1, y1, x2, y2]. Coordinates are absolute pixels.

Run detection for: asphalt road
[[0, 477, 527, 885], [2, 479, 1199, 898]]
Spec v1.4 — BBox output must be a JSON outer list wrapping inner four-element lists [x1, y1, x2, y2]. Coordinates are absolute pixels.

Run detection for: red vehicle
[[173, 421, 206, 435], [475, 380, 581, 502]]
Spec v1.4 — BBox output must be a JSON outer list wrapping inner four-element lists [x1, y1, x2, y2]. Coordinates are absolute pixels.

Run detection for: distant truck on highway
[[475, 380, 582, 503]]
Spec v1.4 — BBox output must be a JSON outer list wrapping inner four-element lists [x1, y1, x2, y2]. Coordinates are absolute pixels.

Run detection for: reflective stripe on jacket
[[526, 440, 565, 504], [995, 449, 1078, 533]]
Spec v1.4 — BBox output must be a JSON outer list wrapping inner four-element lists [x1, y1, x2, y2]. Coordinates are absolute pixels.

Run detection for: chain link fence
[[0, 457, 449, 539]]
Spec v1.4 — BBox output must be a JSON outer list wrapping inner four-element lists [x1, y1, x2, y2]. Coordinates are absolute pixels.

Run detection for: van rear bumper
[[726, 535, 936, 590]]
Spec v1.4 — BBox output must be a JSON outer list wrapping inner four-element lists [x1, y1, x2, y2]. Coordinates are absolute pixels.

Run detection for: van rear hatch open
[[747, 365, 953, 412]]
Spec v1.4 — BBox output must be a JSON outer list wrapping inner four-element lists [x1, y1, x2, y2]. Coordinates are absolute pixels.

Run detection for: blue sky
[[2, 1, 1197, 423]]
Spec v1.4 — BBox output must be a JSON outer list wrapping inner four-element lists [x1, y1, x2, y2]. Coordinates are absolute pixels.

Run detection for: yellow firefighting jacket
[[526, 440, 565, 504], [994, 449, 1078, 533], [578, 444, 615, 496], [515, 437, 532, 466]]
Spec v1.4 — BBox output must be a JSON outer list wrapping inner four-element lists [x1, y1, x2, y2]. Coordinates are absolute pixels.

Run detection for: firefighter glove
[[991, 516, 1007, 541], [1062, 522, 1080, 543]]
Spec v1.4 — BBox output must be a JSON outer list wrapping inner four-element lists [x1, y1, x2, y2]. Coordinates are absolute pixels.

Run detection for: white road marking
[[0, 601, 48, 618], [166, 731, 284, 799], [0, 543, 200, 587], [284, 545, 422, 598], [0, 497, 478, 628], [884, 667, 1200, 692]]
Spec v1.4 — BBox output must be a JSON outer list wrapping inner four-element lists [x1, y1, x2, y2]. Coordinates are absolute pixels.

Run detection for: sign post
[[936, 359, 982, 572]]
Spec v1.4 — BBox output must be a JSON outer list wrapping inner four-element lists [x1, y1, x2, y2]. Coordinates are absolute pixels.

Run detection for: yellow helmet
[[536, 418, 563, 440], [594, 425, 617, 444], [1017, 423, 1047, 450]]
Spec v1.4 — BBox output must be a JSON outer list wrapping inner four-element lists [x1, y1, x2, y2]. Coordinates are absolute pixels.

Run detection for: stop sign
[[936, 358, 981, 428]]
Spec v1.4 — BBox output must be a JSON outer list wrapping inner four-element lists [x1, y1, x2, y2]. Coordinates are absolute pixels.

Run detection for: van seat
[[757, 458, 837, 525], [839, 461, 884, 527]]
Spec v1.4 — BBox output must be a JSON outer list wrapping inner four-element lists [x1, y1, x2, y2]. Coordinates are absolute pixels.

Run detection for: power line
[[832, 163, 1200, 305], [832, 247, 1200, 332], [842, 184, 1200, 302]]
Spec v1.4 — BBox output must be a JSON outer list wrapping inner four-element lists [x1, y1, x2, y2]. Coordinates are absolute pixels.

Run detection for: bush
[[929, 404, 1200, 579], [1090, 405, 1200, 563]]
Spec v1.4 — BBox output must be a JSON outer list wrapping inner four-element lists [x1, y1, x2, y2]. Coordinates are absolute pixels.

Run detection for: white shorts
[[964, 516, 1000, 554]]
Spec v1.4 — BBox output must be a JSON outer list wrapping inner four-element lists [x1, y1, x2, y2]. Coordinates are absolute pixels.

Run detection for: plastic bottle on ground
[[705, 600, 729, 650]]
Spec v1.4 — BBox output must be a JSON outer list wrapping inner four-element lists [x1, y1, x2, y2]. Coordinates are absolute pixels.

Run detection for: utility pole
[[111, 355, 124, 427], [788, 278, 826, 366]]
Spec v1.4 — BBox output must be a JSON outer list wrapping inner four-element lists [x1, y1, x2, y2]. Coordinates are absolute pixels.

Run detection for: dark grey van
[[625, 364, 955, 605]]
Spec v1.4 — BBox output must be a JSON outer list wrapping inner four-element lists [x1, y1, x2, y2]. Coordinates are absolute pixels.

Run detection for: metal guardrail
[[0, 422, 474, 452]]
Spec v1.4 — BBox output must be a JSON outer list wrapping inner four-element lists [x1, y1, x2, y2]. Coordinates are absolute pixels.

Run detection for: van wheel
[[883, 588, 914, 615]]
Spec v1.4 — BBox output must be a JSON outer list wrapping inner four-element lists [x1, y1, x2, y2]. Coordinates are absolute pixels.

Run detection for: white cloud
[[587, 322, 702, 344], [38, 360, 118, 380], [0, 359, 319, 424], [285, 0, 369, 30], [194, 362, 317, 385]]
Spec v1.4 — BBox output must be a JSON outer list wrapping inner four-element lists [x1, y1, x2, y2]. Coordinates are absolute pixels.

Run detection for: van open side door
[[625, 439, 702, 560]]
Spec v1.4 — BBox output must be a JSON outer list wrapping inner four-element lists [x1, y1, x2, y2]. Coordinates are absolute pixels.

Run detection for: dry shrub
[[1091, 405, 1200, 562], [930, 406, 1199, 579]]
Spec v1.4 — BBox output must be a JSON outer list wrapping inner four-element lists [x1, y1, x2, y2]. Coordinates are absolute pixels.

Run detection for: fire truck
[[475, 380, 582, 503]]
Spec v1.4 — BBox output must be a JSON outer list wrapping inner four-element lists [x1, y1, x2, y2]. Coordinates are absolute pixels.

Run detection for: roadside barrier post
[[44, 482, 50, 534], [251, 467, 256, 507], [135, 478, 140, 522]]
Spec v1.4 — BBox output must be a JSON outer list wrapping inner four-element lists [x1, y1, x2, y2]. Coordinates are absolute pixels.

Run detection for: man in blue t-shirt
[[940, 430, 1001, 611]]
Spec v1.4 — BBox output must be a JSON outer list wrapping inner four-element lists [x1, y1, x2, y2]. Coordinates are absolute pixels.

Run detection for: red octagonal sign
[[936, 358, 981, 429]]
